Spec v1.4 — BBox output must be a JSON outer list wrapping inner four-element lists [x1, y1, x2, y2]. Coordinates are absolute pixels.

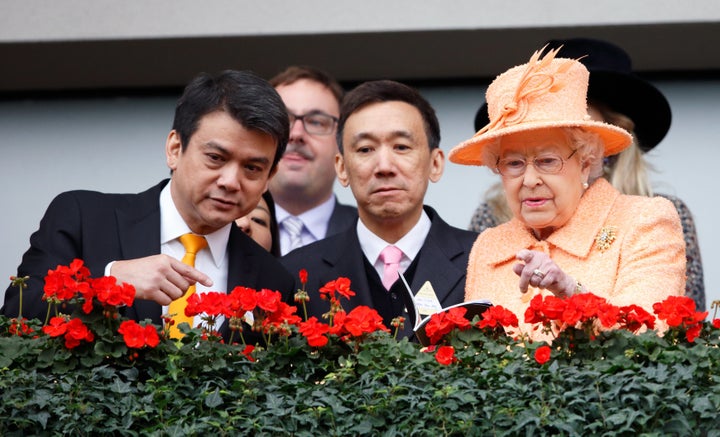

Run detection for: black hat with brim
[[474, 38, 671, 152]]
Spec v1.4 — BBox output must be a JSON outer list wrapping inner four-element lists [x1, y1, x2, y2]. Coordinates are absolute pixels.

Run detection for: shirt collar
[[357, 209, 432, 264], [159, 181, 231, 267]]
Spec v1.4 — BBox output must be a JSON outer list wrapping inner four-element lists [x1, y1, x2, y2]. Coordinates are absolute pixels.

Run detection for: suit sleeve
[[2, 192, 84, 320]]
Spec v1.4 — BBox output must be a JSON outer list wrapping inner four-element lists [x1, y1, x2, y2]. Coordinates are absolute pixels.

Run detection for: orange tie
[[168, 233, 208, 339]]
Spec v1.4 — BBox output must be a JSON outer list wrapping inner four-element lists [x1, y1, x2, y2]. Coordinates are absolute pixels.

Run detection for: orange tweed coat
[[465, 178, 686, 338]]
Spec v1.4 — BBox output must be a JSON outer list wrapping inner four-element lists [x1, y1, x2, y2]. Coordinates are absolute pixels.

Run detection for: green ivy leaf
[[205, 388, 223, 408]]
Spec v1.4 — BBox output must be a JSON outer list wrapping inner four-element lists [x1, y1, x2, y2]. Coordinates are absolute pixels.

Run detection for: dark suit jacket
[[281, 206, 478, 339], [325, 198, 358, 238], [2, 180, 294, 343]]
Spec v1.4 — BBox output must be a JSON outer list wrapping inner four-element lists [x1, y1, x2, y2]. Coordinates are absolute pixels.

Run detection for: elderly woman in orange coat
[[449, 47, 686, 339]]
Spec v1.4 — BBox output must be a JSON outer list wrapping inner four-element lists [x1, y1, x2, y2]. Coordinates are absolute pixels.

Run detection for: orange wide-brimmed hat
[[449, 46, 633, 167]]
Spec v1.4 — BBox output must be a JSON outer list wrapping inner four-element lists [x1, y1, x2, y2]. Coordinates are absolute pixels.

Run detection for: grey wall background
[[1, 78, 718, 308]]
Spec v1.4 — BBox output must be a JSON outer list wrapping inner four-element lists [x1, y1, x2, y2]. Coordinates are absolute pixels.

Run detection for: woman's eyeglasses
[[495, 149, 577, 178]]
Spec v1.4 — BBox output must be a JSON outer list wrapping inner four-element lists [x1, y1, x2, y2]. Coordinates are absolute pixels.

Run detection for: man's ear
[[428, 147, 445, 183], [335, 153, 349, 187], [166, 130, 182, 171]]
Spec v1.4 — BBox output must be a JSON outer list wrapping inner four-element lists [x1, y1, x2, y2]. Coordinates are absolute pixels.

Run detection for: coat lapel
[[319, 229, 375, 309], [114, 180, 166, 324], [410, 208, 467, 307], [227, 224, 258, 290]]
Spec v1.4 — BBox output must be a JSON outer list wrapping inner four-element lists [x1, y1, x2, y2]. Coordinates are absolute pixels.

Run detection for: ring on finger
[[532, 269, 546, 279]]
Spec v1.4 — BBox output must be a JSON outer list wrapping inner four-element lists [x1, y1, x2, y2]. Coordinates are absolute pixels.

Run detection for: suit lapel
[[114, 181, 165, 324], [227, 224, 257, 290], [410, 209, 466, 307], [320, 229, 375, 309]]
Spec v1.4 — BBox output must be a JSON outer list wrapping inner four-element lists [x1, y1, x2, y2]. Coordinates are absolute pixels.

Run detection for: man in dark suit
[[268, 66, 357, 255], [2, 70, 295, 343], [281, 80, 478, 339]]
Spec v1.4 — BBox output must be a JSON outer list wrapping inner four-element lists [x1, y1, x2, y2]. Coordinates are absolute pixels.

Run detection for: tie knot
[[380, 245, 403, 265], [283, 216, 305, 253], [179, 233, 208, 254], [283, 216, 304, 235]]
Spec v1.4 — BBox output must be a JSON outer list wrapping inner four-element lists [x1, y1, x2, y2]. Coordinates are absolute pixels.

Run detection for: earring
[[582, 181, 589, 189]]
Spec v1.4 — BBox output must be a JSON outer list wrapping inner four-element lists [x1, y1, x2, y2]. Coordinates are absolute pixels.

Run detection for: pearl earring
[[582, 181, 589, 189]]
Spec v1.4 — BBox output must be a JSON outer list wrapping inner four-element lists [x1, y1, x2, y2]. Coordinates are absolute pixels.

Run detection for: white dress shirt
[[159, 181, 231, 331], [357, 210, 432, 281]]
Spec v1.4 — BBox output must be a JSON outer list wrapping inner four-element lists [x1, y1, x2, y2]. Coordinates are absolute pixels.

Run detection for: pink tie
[[380, 245, 403, 290]]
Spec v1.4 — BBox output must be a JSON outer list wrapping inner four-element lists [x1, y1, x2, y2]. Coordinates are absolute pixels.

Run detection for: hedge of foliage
[[1, 261, 720, 435]]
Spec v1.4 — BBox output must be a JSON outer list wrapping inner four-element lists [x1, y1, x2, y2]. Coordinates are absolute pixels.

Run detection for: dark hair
[[261, 190, 281, 257], [172, 70, 289, 170], [336, 80, 440, 153], [269, 65, 344, 105]]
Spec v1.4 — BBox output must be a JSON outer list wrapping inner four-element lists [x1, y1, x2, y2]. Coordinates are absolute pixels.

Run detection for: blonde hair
[[484, 182, 513, 223]]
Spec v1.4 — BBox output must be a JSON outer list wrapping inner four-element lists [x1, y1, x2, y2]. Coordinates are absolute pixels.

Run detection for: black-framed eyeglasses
[[495, 149, 577, 178], [288, 111, 338, 136]]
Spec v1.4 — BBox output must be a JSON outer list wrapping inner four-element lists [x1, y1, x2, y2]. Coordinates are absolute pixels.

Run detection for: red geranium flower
[[435, 345, 456, 366], [241, 344, 256, 362], [341, 306, 388, 337], [713, 319, 720, 329], [143, 325, 160, 347], [477, 305, 519, 330], [334, 277, 355, 300], [653, 296, 707, 342], [198, 292, 230, 318], [617, 305, 656, 332], [424, 312, 455, 345], [63, 318, 94, 349], [534, 345, 551, 365], [596, 302, 621, 328], [93, 276, 136, 308], [298, 316, 330, 347], [318, 278, 356, 303], [262, 301, 302, 334], [653, 296, 699, 328], [524, 294, 568, 330], [686, 323, 703, 343], [329, 310, 347, 335], [298, 269, 308, 286], [42, 316, 68, 337], [118, 320, 160, 349], [43, 259, 92, 302], [444, 307, 472, 330], [228, 286, 258, 314], [318, 280, 336, 301], [562, 293, 604, 325], [8, 318, 34, 337], [256, 289, 282, 313]]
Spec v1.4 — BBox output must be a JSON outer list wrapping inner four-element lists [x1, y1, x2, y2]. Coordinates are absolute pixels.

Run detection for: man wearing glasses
[[269, 66, 358, 256]]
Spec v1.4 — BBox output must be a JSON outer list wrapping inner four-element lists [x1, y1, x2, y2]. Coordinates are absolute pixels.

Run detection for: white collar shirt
[[357, 209, 432, 282], [159, 181, 230, 331]]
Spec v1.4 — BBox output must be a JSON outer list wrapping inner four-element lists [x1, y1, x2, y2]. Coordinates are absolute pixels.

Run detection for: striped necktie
[[283, 216, 304, 253]]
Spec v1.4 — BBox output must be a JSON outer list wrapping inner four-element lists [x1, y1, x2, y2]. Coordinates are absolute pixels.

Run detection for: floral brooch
[[595, 226, 617, 252]]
